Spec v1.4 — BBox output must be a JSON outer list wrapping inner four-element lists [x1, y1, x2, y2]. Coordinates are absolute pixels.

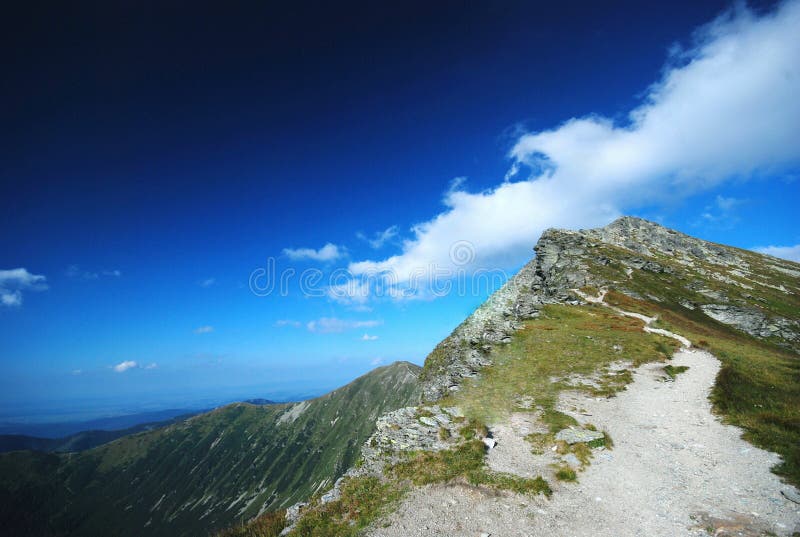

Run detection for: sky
[[2, 0, 799, 422]]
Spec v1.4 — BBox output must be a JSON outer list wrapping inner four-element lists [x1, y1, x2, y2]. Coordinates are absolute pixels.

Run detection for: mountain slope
[[426, 216, 799, 480], [268, 217, 799, 537], [0, 412, 202, 454], [0, 361, 421, 537]]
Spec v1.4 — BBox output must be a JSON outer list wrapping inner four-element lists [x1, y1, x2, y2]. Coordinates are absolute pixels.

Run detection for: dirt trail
[[368, 293, 800, 536]]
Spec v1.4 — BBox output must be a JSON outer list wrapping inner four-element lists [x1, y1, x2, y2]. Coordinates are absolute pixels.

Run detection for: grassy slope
[[0, 361, 421, 537], [440, 304, 678, 426]]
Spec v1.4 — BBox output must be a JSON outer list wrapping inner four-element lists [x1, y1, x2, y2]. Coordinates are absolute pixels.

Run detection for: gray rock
[[419, 416, 438, 427], [562, 453, 582, 468], [555, 428, 605, 445], [782, 489, 800, 504]]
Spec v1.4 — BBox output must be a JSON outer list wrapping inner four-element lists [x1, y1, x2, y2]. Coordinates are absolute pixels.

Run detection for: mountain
[[248, 217, 798, 537], [0, 412, 204, 454], [0, 408, 206, 438], [0, 361, 421, 537], [3, 217, 799, 537]]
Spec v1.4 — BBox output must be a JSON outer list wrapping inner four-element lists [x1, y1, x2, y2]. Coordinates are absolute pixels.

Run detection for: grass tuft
[[663, 364, 690, 379]]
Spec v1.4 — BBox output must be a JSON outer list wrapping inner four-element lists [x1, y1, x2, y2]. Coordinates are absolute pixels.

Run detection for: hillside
[[0, 412, 202, 454], [0, 361, 421, 537], [257, 217, 799, 537]]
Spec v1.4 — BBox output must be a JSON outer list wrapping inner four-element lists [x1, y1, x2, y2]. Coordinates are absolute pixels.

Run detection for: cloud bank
[[0, 268, 47, 307], [349, 1, 800, 289]]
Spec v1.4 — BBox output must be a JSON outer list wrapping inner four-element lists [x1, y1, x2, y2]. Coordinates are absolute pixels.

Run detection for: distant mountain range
[[0, 408, 206, 439], [0, 411, 202, 454]]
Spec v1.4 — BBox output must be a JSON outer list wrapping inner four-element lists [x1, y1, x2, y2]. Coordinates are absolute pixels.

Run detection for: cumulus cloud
[[199, 277, 216, 288], [753, 244, 800, 262], [113, 360, 138, 373], [306, 317, 382, 334], [0, 268, 47, 307], [361, 333, 379, 341], [349, 1, 800, 292], [283, 243, 344, 262], [194, 325, 214, 334], [357, 226, 399, 249]]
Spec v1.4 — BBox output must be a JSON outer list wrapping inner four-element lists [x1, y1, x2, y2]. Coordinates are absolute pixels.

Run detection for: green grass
[[440, 304, 678, 425], [390, 440, 551, 497], [287, 476, 406, 537], [554, 466, 577, 482], [214, 511, 287, 537], [285, 440, 551, 535], [663, 365, 690, 379]]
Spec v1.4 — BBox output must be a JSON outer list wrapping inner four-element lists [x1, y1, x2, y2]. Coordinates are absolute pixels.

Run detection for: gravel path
[[368, 349, 800, 536]]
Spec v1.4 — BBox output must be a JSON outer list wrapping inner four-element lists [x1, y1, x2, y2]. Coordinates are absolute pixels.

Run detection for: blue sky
[[2, 1, 798, 421]]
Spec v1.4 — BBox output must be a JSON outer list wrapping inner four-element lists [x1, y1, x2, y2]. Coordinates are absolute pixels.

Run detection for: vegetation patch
[[663, 364, 690, 379], [390, 440, 551, 497], [286, 476, 405, 537], [215, 510, 287, 537], [555, 465, 577, 482], [440, 305, 677, 425]]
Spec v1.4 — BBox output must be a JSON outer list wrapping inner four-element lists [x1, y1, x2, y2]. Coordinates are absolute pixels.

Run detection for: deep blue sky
[[2, 0, 797, 422]]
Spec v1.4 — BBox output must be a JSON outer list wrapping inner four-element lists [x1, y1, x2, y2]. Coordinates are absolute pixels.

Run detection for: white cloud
[[144, 363, 158, 370], [349, 1, 800, 292], [194, 325, 214, 334], [698, 195, 746, 227], [370, 357, 385, 366], [0, 268, 47, 307], [275, 319, 302, 328], [66, 265, 121, 280], [306, 317, 382, 334], [199, 277, 216, 288], [113, 360, 138, 373], [327, 279, 370, 306], [283, 243, 344, 262], [361, 333, 379, 341], [753, 244, 800, 262], [1, 290, 22, 306], [357, 226, 399, 249], [71, 369, 82, 376]]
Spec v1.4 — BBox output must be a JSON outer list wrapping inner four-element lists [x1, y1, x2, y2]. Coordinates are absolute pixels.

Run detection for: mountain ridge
[[0, 360, 422, 537]]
